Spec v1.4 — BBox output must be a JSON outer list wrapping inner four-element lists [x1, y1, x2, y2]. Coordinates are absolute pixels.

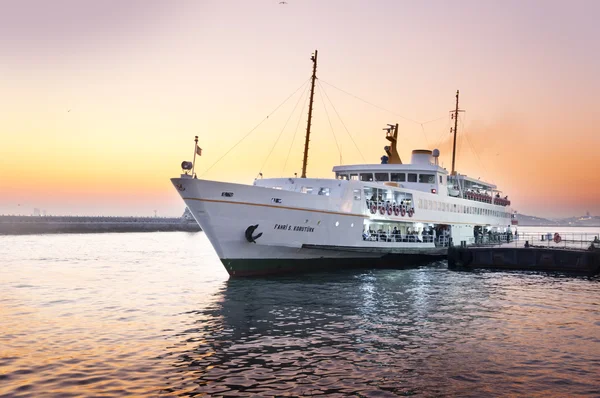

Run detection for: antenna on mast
[[450, 90, 465, 176], [301, 50, 318, 178]]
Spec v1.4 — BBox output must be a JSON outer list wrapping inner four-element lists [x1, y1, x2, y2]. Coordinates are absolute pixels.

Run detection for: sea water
[[1, 229, 599, 397]]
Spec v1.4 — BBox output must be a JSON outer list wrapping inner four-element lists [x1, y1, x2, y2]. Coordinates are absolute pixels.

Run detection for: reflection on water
[[166, 269, 600, 397], [1, 232, 599, 397]]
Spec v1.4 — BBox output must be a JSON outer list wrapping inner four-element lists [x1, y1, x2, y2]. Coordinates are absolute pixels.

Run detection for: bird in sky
[[279, 1, 287, 4]]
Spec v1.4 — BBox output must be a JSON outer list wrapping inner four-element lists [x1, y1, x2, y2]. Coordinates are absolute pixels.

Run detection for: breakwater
[[0, 215, 201, 235]]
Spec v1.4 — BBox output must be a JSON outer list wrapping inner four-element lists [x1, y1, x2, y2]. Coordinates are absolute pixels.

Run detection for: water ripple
[[0, 232, 599, 397]]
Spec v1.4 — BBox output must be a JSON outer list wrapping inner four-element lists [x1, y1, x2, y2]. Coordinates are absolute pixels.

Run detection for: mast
[[192, 135, 199, 177], [301, 50, 318, 178], [450, 90, 463, 176]]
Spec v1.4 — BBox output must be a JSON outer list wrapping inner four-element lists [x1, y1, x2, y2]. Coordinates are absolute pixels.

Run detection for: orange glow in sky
[[1, 0, 598, 217]]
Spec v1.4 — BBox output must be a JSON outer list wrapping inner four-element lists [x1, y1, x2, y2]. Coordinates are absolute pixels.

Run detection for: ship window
[[408, 173, 417, 182], [439, 175, 443, 184], [419, 174, 435, 183], [337, 173, 349, 180], [353, 189, 361, 200], [375, 173, 389, 182], [301, 187, 313, 194], [391, 173, 406, 182], [318, 187, 330, 196], [360, 173, 373, 182]]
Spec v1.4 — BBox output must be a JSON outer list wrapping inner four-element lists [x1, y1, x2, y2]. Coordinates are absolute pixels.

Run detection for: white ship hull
[[172, 177, 448, 276]]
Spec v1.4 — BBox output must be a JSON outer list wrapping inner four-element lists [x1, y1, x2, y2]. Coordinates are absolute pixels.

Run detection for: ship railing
[[363, 232, 434, 243]]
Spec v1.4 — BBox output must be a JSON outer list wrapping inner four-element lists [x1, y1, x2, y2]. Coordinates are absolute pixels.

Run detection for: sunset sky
[[1, 0, 598, 218]]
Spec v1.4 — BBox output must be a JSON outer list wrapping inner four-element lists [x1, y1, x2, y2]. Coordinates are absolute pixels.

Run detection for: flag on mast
[[196, 145, 202, 156]]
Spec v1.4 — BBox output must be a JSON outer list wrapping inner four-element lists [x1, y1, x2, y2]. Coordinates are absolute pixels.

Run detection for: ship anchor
[[245, 224, 262, 243]]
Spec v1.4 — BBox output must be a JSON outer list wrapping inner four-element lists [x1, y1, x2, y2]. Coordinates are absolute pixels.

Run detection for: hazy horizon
[[2, 0, 599, 218]]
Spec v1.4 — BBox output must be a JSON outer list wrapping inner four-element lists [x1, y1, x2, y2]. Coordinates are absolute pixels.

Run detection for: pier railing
[[510, 232, 600, 250], [462, 232, 600, 250]]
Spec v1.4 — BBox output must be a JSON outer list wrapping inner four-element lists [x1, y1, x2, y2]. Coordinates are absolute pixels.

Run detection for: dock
[[0, 215, 201, 235], [448, 233, 600, 275]]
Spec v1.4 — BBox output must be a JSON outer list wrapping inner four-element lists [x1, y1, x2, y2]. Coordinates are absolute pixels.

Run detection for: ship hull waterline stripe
[[221, 254, 446, 277], [183, 197, 499, 226]]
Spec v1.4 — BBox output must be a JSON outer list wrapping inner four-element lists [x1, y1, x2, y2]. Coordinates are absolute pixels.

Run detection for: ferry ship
[[171, 51, 516, 276]]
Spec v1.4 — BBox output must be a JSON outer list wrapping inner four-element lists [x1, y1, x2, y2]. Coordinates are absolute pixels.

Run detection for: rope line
[[283, 82, 311, 175], [201, 78, 310, 177], [434, 115, 451, 149], [318, 80, 365, 162], [460, 113, 493, 183], [420, 124, 430, 148], [319, 79, 422, 124], [259, 81, 310, 174], [317, 83, 342, 165]]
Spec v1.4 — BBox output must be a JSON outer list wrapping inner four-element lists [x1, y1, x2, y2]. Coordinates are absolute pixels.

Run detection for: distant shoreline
[[0, 215, 201, 235]]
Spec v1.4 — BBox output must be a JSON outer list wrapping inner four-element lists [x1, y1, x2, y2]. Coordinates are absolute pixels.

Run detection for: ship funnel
[[411, 149, 433, 165]]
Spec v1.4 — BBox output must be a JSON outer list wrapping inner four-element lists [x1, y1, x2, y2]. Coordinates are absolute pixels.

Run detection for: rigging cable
[[200, 78, 310, 177], [282, 82, 311, 175], [433, 114, 452, 150], [317, 80, 365, 162], [259, 81, 310, 175], [316, 82, 342, 165], [319, 78, 422, 124], [460, 113, 493, 184], [319, 79, 448, 147], [420, 124, 430, 148]]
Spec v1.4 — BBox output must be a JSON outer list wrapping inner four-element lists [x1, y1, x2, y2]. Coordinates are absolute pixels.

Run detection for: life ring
[[407, 208, 414, 217], [387, 205, 393, 216], [379, 205, 385, 215], [400, 207, 406, 217], [553, 233, 562, 243], [393, 206, 400, 216], [370, 203, 377, 214]]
